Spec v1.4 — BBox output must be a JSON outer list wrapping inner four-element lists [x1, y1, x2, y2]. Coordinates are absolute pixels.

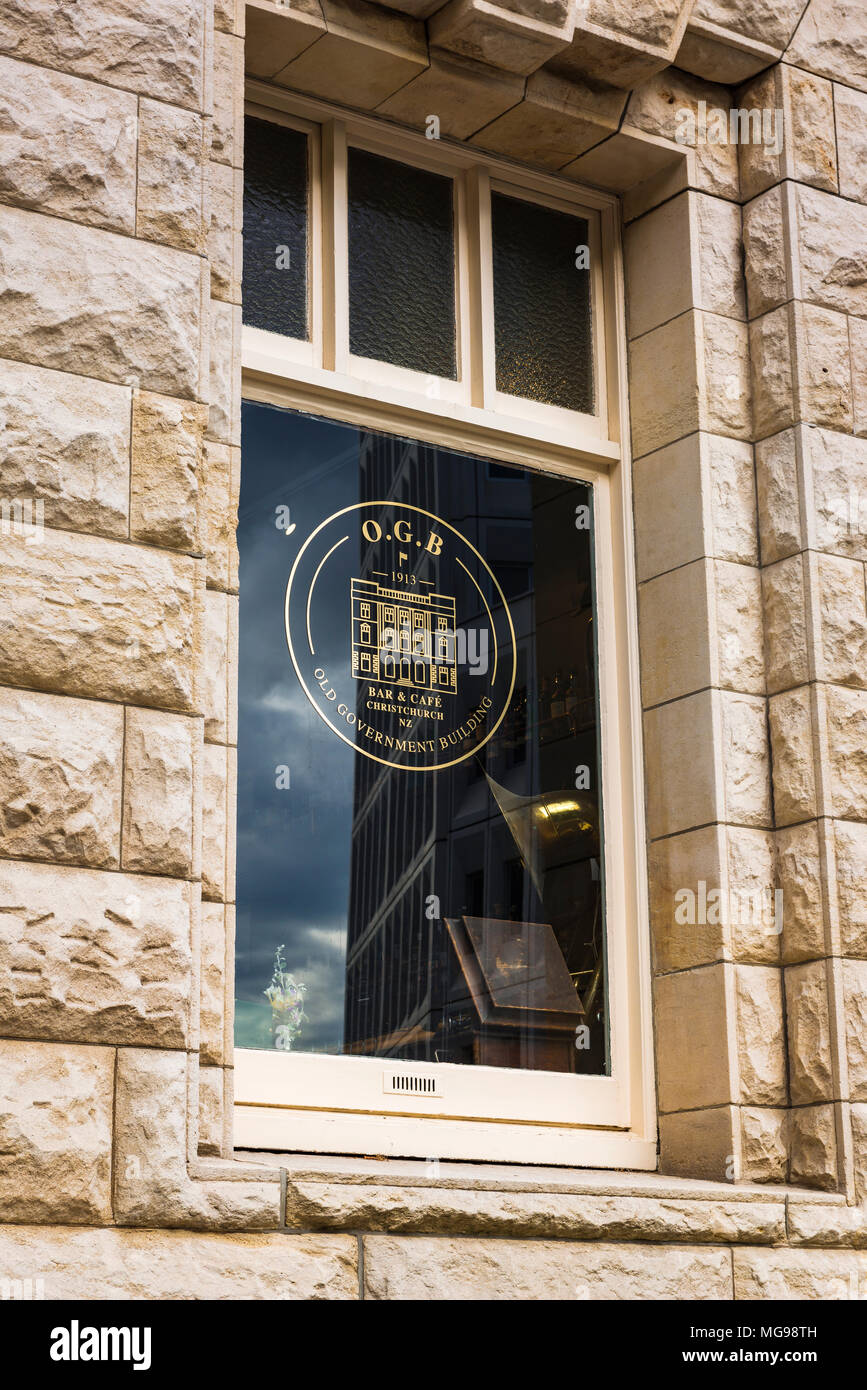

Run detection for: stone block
[[834, 820, 867, 956], [755, 428, 800, 563], [658, 1107, 737, 1182], [740, 1106, 788, 1183], [720, 691, 772, 827], [701, 312, 752, 440], [244, 0, 326, 79], [776, 820, 825, 963], [813, 552, 867, 686], [0, 687, 122, 868], [742, 186, 787, 318], [786, 960, 835, 1105], [377, 47, 524, 139], [804, 428, 867, 562], [788, 1103, 840, 1191], [787, 0, 867, 90], [734, 964, 787, 1105], [470, 68, 625, 167], [198, 1066, 225, 1156], [835, 83, 867, 203], [202, 742, 228, 901], [130, 391, 205, 552], [208, 159, 242, 302], [629, 311, 699, 458], [276, 0, 429, 104], [0, 204, 204, 400], [0, 359, 130, 540], [212, 31, 244, 166], [208, 299, 241, 446], [624, 69, 739, 199], [201, 902, 227, 1065], [826, 685, 867, 819], [769, 687, 817, 826], [137, 99, 206, 252], [203, 589, 229, 742], [654, 964, 733, 1112], [793, 301, 854, 433], [0, 0, 205, 109], [843, 959, 867, 1099], [122, 708, 197, 878], [430, 0, 574, 77], [735, 1246, 865, 1298], [725, 827, 780, 964], [761, 556, 808, 694], [0, 529, 199, 711], [649, 824, 726, 974], [795, 184, 867, 319], [643, 690, 717, 838], [0, 858, 192, 1046], [749, 306, 795, 439], [363, 1234, 732, 1299], [0, 1039, 113, 1223], [0, 53, 137, 232], [202, 440, 233, 591]]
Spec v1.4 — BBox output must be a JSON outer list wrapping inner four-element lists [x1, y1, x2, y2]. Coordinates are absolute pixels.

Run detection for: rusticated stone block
[[0, 204, 204, 400], [201, 441, 233, 591], [0, 54, 137, 232], [130, 391, 205, 552], [624, 69, 739, 199], [834, 820, 867, 956], [735, 1247, 865, 1298], [363, 1235, 732, 1299], [0, 0, 205, 109], [208, 299, 241, 446], [137, 99, 206, 252], [207, 160, 242, 303], [0, 688, 122, 868], [786, 961, 835, 1105], [740, 1107, 787, 1184], [0, 358, 130, 540], [720, 692, 772, 827], [114, 1049, 280, 1230], [804, 428, 867, 562], [768, 687, 817, 827], [0, 529, 199, 711], [795, 184, 867, 319], [734, 965, 787, 1106], [211, 31, 244, 166], [702, 313, 752, 441], [787, 0, 867, 90], [788, 1104, 839, 1192], [200, 902, 227, 1065], [0, 858, 192, 1046], [793, 301, 854, 432], [122, 708, 196, 878], [742, 186, 787, 319], [749, 306, 795, 439], [198, 1066, 225, 1156], [843, 959, 867, 1099], [755, 428, 800, 563], [826, 686, 867, 819], [776, 820, 825, 963], [835, 83, 867, 204], [762, 556, 808, 694], [203, 590, 229, 742], [0, 1039, 113, 1223], [0, 1225, 357, 1299], [202, 742, 228, 901], [814, 553, 867, 686], [725, 827, 780, 964], [852, 1104, 867, 1202]]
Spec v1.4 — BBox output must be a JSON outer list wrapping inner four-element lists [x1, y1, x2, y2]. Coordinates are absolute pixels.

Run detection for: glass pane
[[491, 192, 593, 413], [235, 401, 607, 1075], [348, 148, 457, 379], [242, 116, 308, 340]]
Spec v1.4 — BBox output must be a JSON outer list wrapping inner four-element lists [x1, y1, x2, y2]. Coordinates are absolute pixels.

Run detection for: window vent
[[383, 1071, 442, 1097]]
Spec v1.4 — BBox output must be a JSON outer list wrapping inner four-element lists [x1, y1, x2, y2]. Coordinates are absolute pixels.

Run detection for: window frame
[[235, 84, 655, 1171]]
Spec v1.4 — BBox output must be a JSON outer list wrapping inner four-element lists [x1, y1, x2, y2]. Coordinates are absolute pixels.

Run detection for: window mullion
[[321, 118, 349, 375], [464, 166, 495, 412]]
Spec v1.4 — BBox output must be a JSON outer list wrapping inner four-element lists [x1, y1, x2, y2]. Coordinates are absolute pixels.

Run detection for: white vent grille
[[383, 1071, 443, 1097]]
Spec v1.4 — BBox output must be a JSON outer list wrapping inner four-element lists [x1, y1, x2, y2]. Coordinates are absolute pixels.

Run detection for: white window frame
[[235, 84, 656, 1170]]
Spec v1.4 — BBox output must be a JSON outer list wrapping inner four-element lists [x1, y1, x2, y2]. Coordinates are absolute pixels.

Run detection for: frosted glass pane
[[491, 193, 593, 413], [243, 116, 308, 340], [348, 148, 456, 379]]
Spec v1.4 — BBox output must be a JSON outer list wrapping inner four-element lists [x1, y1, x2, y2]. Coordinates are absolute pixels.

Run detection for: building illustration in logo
[[350, 577, 457, 694]]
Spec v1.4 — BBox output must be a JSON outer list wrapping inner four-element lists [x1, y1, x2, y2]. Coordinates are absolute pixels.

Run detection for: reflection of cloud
[[258, 687, 307, 715]]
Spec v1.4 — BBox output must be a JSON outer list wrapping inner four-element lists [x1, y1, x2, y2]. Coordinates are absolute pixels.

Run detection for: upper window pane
[[348, 148, 457, 380], [491, 192, 593, 414], [243, 116, 309, 340]]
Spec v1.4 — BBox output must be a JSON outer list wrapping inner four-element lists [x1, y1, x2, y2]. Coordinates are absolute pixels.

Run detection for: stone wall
[[0, 0, 866, 1297]]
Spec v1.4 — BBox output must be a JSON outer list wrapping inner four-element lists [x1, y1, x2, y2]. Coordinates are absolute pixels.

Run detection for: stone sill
[[235, 1151, 863, 1249]]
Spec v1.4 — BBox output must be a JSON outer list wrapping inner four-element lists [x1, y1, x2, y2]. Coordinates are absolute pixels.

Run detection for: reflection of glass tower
[[342, 434, 554, 1066]]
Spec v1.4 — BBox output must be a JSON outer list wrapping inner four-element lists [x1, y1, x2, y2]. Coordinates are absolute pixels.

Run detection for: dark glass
[[348, 148, 456, 379], [491, 192, 593, 413], [235, 401, 607, 1075], [243, 116, 308, 340]]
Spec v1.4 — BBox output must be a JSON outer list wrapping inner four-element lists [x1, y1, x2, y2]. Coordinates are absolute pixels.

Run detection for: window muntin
[[235, 401, 608, 1077]]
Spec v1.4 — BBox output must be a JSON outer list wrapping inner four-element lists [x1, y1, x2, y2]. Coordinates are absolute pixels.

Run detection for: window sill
[[234, 1151, 854, 1247]]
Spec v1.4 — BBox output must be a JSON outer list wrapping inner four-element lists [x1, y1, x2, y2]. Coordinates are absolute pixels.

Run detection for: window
[[236, 89, 652, 1168]]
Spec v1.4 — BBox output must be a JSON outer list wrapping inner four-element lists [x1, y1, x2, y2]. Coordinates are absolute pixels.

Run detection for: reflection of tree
[[264, 944, 308, 1050]]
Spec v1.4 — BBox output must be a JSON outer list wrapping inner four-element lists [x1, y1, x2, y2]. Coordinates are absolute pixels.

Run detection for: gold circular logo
[[285, 501, 517, 771]]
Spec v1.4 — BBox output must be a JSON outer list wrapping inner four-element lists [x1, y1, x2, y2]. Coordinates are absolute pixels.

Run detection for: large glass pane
[[235, 401, 607, 1075], [348, 148, 457, 379], [491, 192, 593, 413], [243, 116, 308, 340]]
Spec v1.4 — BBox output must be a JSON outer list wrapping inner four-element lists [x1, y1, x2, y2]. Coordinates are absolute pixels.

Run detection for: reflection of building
[[350, 577, 457, 692]]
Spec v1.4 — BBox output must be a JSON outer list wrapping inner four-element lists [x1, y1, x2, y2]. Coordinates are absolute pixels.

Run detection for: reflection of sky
[[235, 405, 358, 1052]]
